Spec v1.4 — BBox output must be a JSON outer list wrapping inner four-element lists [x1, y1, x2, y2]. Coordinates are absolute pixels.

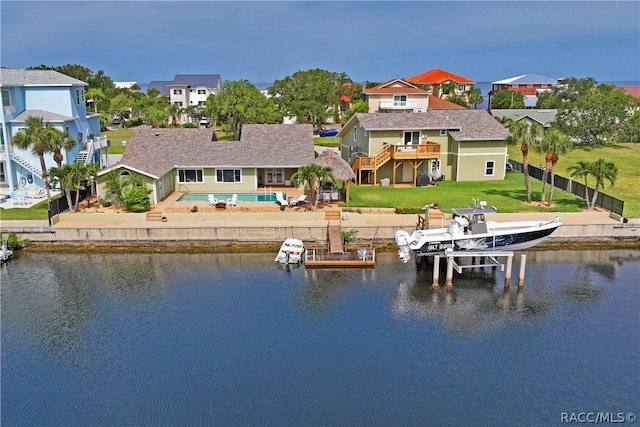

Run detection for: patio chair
[[10, 191, 21, 206], [289, 194, 308, 207], [275, 191, 288, 206], [226, 194, 238, 207], [208, 194, 218, 205]]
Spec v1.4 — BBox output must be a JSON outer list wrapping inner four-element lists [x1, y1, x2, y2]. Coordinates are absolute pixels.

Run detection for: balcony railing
[[379, 101, 417, 110]]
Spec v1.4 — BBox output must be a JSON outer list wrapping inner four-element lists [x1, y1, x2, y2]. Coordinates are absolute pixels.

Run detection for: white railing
[[379, 100, 417, 109], [11, 151, 41, 177]]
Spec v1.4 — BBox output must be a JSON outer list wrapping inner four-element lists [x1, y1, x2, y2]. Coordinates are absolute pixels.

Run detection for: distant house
[[406, 68, 476, 102], [338, 110, 511, 185], [489, 74, 558, 108], [491, 109, 558, 132], [0, 68, 108, 192], [147, 74, 222, 123], [95, 124, 314, 205], [621, 86, 640, 98], [363, 79, 465, 113]]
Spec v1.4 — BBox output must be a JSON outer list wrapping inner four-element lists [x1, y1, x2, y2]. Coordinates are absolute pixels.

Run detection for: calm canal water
[[1, 249, 639, 427]]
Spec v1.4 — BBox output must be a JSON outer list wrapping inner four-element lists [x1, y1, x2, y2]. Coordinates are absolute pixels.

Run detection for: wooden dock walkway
[[327, 221, 343, 253], [304, 220, 375, 268]]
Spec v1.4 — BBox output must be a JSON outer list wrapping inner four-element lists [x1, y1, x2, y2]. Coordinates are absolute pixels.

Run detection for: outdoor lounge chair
[[31, 187, 46, 199], [208, 194, 218, 205], [226, 194, 238, 206], [289, 194, 308, 207], [275, 191, 288, 206]]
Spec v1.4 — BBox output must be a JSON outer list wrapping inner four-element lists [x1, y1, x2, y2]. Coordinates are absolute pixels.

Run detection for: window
[[198, 89, 207, 95], [404, 131, 419, 145], [485, 160, 495, 176], [216, 169, 241, 183], [175, 101, 183, 107], [75, 89, 82, 105], [178, 169, 203, 183], [2, 90, 11, 107], [173, 89, 183, 95], [458, 84, 466, 92], [439, 129, 447, 136], [353, 127, 357, 141], [393, 95, 407, 107]]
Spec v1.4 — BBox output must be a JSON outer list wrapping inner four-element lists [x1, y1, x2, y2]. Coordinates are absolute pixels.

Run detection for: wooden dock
[[304, 221, 375, 268]]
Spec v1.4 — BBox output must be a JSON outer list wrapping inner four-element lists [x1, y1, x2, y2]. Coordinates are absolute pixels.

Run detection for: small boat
[[395, 200, 562, 263], [275, 238, 305, 264], [1, 237, 13, 264]]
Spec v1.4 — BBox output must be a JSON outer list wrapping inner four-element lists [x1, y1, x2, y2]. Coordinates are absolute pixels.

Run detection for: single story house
[[96, 124, 314, 205], [338, 110, 511, 185], [490, 109, 558, 133]]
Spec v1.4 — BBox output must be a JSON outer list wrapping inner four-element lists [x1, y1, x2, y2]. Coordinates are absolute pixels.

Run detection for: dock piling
[[504, 255, 513, 288], [518, 254, 527, 287], [431, 255, 440, 288], [445, 256, 454, 289]]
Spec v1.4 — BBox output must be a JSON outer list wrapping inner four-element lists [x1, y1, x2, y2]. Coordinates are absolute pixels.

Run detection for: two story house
[[406, 68, 476, 103], [339, 110, 511, 186], [363, 79, 465, 113], [488, 74, 559, 108], [148, 74, 222, 124], [0, 68, 108, 192]]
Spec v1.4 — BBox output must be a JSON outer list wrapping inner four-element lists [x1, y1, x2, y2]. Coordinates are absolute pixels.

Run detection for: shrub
[[122, 186, 152, 212], [2, 232, 29, 250]]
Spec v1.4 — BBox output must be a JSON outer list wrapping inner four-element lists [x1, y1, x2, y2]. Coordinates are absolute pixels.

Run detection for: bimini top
[[451, 205, 497, 217]]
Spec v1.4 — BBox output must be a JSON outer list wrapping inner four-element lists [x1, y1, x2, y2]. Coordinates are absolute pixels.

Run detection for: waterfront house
[[490, 109, 558, 133], [488, 74, 559, 108], [363, 79, 464, 113], [0, 68, 108, 192], [339, 110, 511, 185], [95, 124, 314, 205], [405, 68, 476, 102]]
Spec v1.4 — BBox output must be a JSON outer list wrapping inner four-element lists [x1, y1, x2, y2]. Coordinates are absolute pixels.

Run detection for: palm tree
[[467, 87, 483, 109], [568, 158, 618, 211], [10, 116, 57, 202], [49, 162, 98, 212], [535, 128, 573, 205], [167, 103, 182, 128], [86, 87, 105, 113], [290, 163, 335, 211], [507, 120, 541, 203], [48, 128, 77, 167]]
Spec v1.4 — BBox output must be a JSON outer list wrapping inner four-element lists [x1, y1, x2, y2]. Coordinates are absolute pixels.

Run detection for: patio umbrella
[[312, 150, 356, 203]]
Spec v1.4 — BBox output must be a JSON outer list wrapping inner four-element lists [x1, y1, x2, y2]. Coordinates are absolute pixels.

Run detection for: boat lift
[[430, 249, 527, 289]]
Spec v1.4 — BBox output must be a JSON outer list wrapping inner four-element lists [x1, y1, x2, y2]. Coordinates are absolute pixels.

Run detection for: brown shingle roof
[[364, 79, 427, 95], [354, 110, 510, 141], [115, 125, 314, 178], [427, 96, 466, 110]]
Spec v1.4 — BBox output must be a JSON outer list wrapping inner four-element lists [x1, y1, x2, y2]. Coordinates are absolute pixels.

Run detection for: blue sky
[[1, 1, 639, 85]]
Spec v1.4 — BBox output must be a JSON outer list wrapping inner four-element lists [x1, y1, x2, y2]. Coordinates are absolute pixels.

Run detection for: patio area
[[0, 187, 57, 209]]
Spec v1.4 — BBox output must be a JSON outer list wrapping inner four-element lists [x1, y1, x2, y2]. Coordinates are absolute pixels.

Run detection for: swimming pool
[[177, 193, 285, 203]]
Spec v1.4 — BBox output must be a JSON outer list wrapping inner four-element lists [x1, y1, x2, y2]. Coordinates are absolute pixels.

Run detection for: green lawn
[[508, 142, 640, 218], [347, 173, 587, 214], [103, 129, 134, 155], [0, 198, 51, 220], [314, 136, 340, 148]]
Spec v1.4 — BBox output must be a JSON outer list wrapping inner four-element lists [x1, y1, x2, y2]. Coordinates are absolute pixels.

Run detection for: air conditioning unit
[[414, 108, 424, 113]]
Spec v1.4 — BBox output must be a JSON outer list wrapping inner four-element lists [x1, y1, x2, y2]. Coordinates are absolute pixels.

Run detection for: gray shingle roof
[[353, 110, 511, 141], [116, 125, 314, 178], [0, 68, 87, 86], [170, 74, 222, 89], [147, 81, 172, 96], [11, 109, 74, 122]]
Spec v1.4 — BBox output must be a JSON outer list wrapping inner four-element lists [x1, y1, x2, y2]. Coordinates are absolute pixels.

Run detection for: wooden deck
[[304, 248, 375, 268]]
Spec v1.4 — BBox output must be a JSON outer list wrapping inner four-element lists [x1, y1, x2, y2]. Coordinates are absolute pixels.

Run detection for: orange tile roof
[[406, 68, 475, 85], [427, 96, 466, 109]]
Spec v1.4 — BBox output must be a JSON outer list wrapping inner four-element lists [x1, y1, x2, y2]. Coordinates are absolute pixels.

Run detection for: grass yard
[[103, 128, 134, 155], [0, 198, 51, 220], [347, 173, 587, 214], [507, 142, 640, 218], [314, 136, 340, 148]]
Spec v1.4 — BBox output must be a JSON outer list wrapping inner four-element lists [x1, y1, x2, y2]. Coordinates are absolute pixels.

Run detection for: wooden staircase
[[146, 211, 164, 222], [327, 221, 344, 253], [324, 209, 341, 220]]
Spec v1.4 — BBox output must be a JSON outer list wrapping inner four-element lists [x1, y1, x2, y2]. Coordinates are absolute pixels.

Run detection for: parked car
[[319, 128, 340, 137]]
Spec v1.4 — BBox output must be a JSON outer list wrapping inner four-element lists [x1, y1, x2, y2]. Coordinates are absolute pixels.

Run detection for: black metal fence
[[509, 160, 624, 216], [47, 188, 93, 224]]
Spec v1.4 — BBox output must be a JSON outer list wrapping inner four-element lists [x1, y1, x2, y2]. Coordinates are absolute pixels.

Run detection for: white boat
[[1, 237, 13, 264], [275, 238, 305, 264], [395, 200, 562, 263]]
